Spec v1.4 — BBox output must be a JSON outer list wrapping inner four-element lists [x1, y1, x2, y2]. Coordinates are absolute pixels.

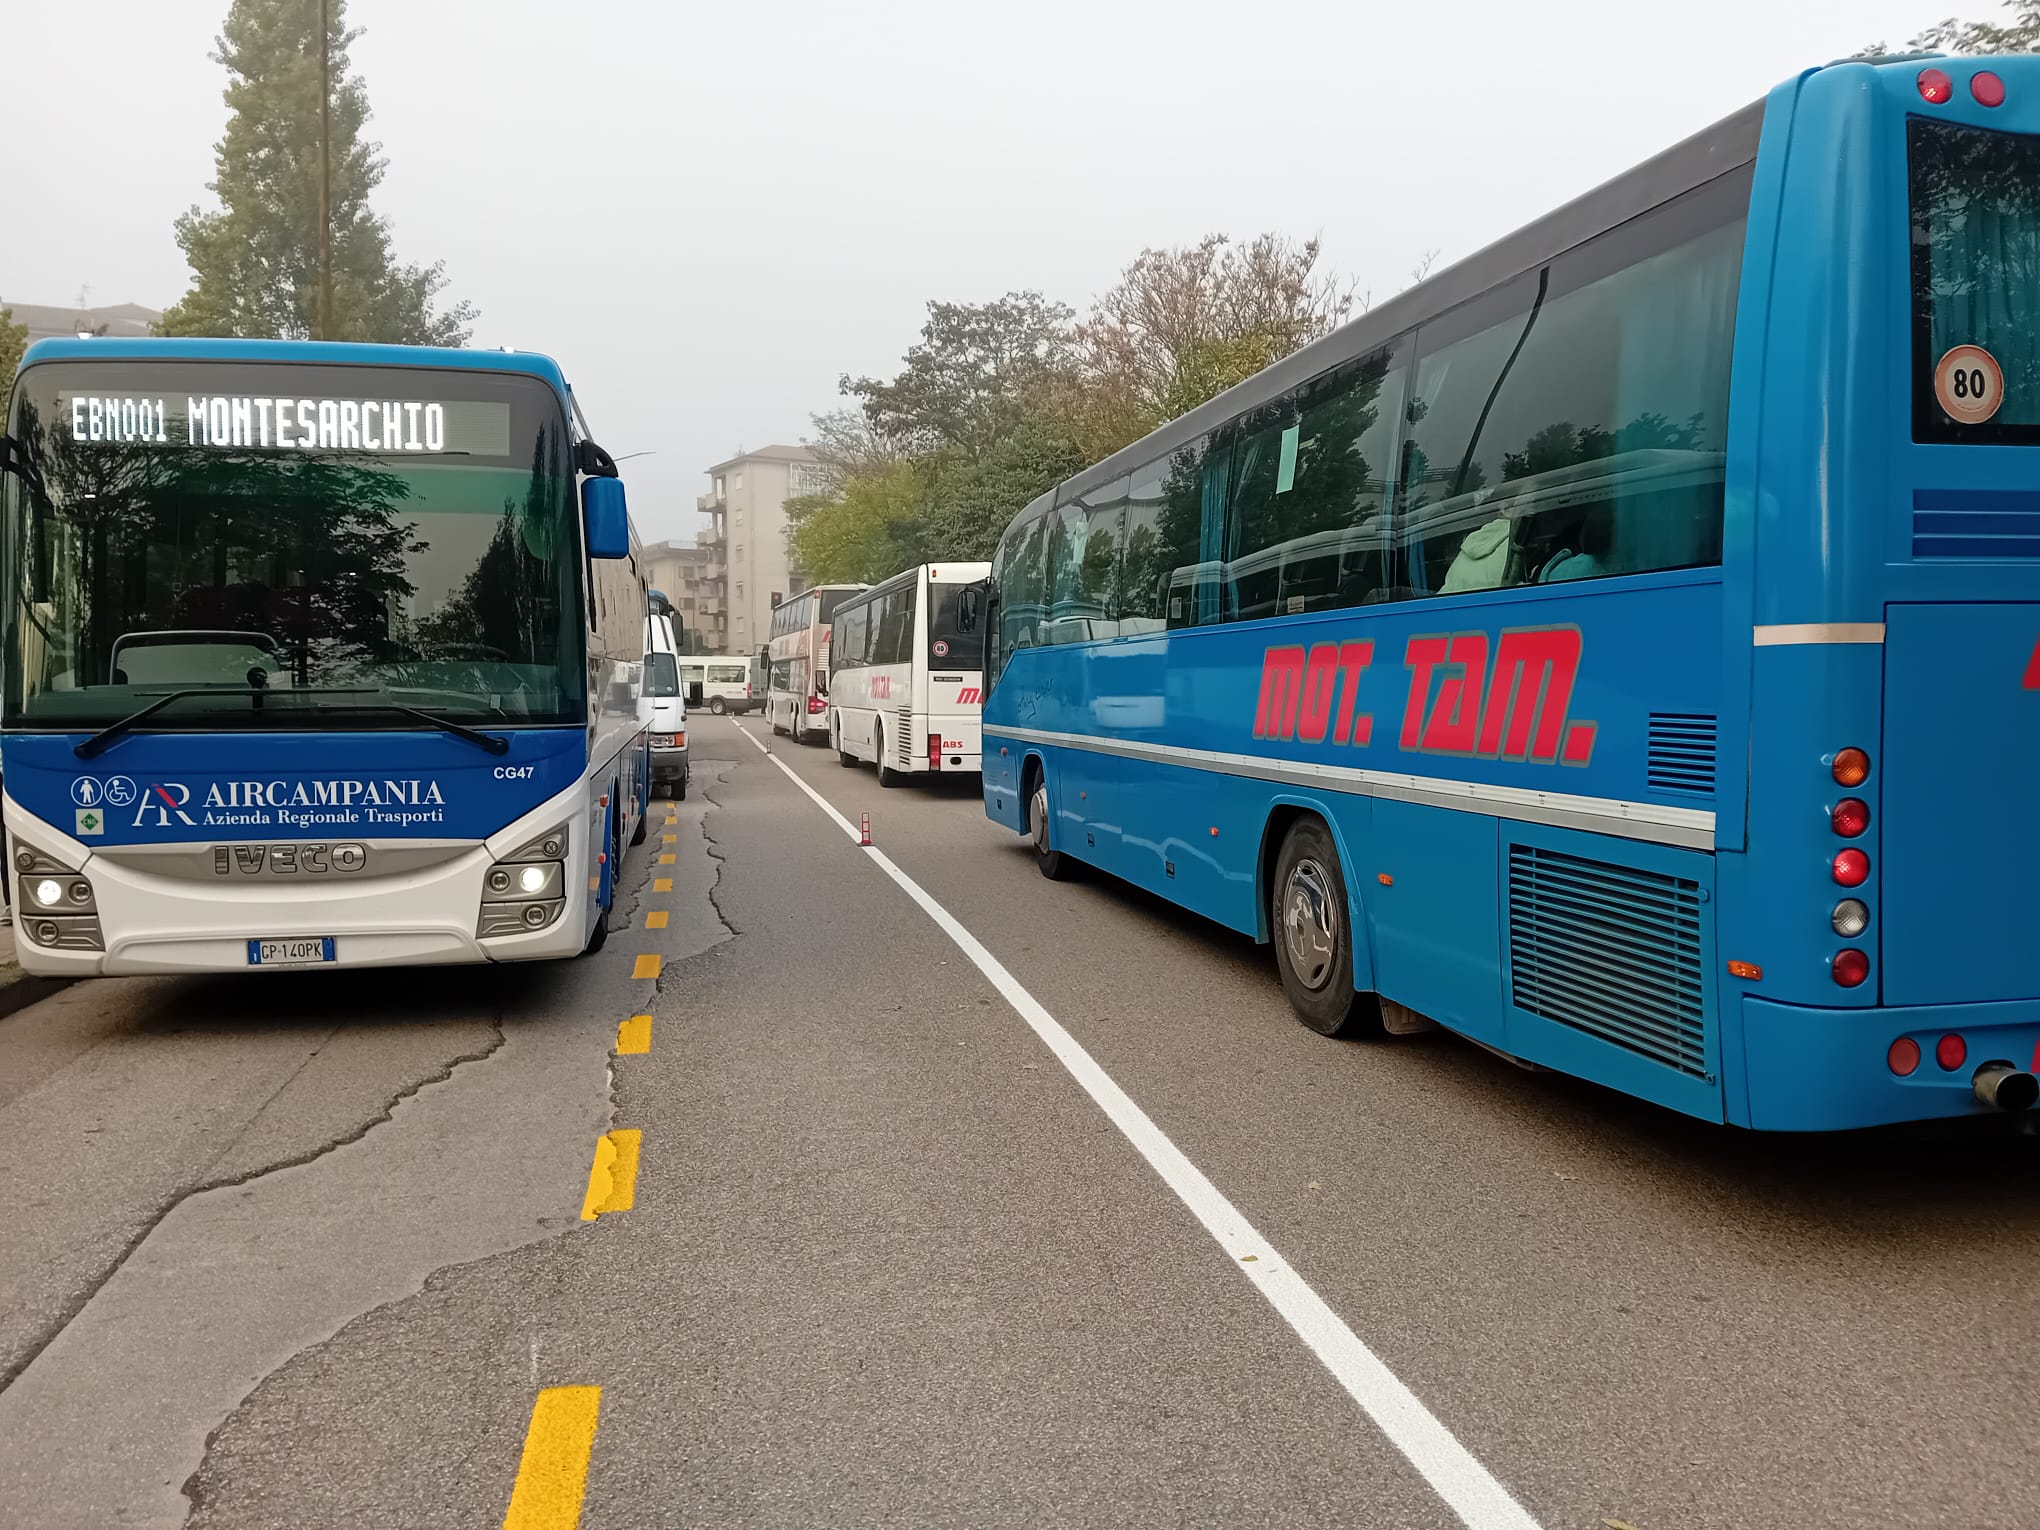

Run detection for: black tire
[[709, 696, 726, 715], [834, 721, 857, 768], [582, 807, 618, 956], [629, 791, 648, 845], [677, 774, 688, 802], [1269, 818, 1377, 1037], [876, 727, 902, 788], [1026, 768, 1074, 880]]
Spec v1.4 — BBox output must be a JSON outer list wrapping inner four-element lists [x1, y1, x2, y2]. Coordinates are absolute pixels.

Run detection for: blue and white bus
[[983, 55, 2040, 1131], [0, 338, 653, 975]]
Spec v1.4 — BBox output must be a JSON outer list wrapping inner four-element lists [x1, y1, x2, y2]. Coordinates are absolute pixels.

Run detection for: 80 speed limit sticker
[[1935, 344, 2005, 425]]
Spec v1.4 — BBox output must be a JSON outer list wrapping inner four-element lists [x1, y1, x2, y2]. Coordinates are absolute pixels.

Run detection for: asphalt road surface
[[2, 713, 2037, 1530]]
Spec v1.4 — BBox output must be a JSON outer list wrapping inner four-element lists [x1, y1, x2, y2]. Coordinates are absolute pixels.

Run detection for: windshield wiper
[[75, 688, 509, 759]]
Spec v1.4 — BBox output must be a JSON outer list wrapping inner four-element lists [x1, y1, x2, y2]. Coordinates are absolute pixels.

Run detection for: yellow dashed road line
[[616, 1015, 652, 1054], [653, 878, 672, 893], [645, 912, 669, 930], [658, 853, 675, 865], [631, 953, 661, 980], [501, 1385, 602, 1530], [579, 1130, 642, 1220]]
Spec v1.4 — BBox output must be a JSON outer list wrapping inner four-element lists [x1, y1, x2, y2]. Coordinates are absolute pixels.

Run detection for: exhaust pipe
[[1973, 1063, 2039, 1113]]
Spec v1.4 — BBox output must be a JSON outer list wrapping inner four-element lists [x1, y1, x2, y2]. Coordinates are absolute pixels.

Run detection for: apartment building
[[696, 444, 829, 657], [641, 538, 722, 653]]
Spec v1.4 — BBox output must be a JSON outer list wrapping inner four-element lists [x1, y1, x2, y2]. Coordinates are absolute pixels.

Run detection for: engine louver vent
[[1647, 713, 1717, 797], [1508, 844, 1706, 1078]]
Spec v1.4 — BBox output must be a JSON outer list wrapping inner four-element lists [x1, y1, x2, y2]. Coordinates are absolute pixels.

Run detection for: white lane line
[[734, 723, 1542, 1530]]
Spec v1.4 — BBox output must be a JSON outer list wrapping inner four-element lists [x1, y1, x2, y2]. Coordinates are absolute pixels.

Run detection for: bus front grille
[[1507, 845, 1707, 1078]]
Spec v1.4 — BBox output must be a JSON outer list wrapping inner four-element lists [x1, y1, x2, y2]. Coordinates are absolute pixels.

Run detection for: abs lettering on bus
[[1255, 625, 1593, 767]]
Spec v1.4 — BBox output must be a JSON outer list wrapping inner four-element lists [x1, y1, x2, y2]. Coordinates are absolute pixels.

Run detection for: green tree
[[160, 0, 475, 344], [0, 307, 26, 385], [842, 293, 1074, 461], [921, 417, 1085, 560], [786, 460, 930, 584], [1861, 0, 2040, 55]]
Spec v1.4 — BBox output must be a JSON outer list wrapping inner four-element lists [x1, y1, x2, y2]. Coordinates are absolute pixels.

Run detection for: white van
[[680, 656, 757, 715], [641, 612, 690, 799]]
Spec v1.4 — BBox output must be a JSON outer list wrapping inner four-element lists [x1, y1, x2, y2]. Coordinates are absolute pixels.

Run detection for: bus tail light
[[1889, 1037, 1921, 1076], [928, 731, 943, 770], [1832, 848, 1869, 887], [1831, 899, 1869, 938], [1832, 948, 1869, 988], [1919, 67, 1955, 104], [1973, 70, 2006, 108], [1831, 798, 1869, 837], [1936, 1033, 1968, 1071], [807, 696, 828, 715], [1831, 748, 1870, 787]]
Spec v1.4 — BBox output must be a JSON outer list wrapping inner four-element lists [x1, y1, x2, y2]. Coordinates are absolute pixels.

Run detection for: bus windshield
[[1, 359, 585, 730], [928, 581, 983, 669], [642, 652, 680, 697]]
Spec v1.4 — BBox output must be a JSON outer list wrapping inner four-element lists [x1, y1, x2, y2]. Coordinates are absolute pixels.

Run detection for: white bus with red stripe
[[828, 563, 990, 784]]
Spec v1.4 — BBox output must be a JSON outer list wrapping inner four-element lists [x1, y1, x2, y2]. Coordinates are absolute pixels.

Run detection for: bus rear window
[[1910, 117, 2040, 442], [928, 583, 984, 669]]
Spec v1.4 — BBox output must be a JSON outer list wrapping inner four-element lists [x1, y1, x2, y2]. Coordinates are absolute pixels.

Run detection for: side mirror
[[582, 477, 630, 560], [957, 582, 985, 632], [687, 681, 704, 706]]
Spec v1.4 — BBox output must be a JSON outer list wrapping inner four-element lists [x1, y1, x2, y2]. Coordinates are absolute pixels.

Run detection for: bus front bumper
[[6, 793, 603, 977]]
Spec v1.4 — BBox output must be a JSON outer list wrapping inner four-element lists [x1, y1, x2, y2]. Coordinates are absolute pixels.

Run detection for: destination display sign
[[58, 392, 512, 457]]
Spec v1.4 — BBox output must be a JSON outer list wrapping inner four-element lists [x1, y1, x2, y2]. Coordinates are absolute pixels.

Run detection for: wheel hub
[[1282, 857, 1338, 991], [1030, 785, 1050, 855]]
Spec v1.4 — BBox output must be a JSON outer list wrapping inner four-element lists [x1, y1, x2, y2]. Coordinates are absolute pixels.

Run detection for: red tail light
[[1919, 67, 1955, 104], [1832, 849, 1870, 886], [1888, 1037, 1921, 1077], [1831, 798, 1870, 837], [1936, 1033, 1968, 1071], [1832, 948, 1869, 988], [1973, 70, 2006, 108], [807, 696, 827, 714], [928, 730, 943, 770]]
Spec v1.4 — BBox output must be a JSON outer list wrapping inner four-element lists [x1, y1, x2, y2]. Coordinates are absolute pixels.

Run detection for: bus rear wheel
[[835, 719, 856, 768], [1027, 769, 1073, 880], [1270, 818, 1376, 1037], [876, 725, 902, 788], [709, 696, 726, 715]]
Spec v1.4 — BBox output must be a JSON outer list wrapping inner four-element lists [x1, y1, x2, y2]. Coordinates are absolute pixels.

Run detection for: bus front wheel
[[582, 805, 618, 956], [1270, 818, 1376, 1037]]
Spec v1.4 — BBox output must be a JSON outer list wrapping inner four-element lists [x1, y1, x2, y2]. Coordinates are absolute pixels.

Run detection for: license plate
[[247, 936, 337, 966]]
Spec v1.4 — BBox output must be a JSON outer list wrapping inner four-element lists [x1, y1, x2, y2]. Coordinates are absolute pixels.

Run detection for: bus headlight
[[13, 848, 102, 949], [479, 826, 567, 938]]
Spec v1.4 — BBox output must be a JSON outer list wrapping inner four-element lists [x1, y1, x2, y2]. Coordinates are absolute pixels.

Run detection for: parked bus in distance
[[0, 337, 653, 976], [681, 655, 758, 715], [983, 56, 2040, 1132], [831, 562, 990, 783], [765, 584, 865, 742]]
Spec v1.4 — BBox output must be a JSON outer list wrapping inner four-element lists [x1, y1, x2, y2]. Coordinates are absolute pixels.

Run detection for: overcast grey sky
[[10, 0, 1948, 541]]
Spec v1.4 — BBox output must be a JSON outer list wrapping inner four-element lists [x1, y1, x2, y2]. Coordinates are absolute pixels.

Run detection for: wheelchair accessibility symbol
[[71, 776, 136, 809]]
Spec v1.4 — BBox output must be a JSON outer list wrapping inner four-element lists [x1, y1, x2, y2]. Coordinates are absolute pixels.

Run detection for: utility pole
[[317, 0, 334, 341]]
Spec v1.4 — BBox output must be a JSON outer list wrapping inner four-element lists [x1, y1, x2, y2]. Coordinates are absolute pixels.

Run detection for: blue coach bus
[[983, 55, 2040, 1131], [0, 338, 652, 976]]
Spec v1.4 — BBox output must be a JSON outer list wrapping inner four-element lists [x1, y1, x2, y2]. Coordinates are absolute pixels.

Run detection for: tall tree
[[1068, 234, 1356, 459], [0, 308, 25, 385], [160, 0, 475, 345], [842, 293, 1074, 461], [1861, 0, 2040, 55]]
